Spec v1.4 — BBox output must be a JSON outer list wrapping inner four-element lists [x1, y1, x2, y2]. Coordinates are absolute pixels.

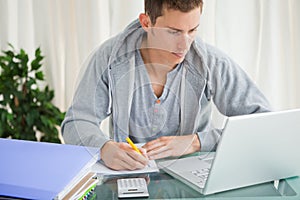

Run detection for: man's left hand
[[142, 134, 201, 160]]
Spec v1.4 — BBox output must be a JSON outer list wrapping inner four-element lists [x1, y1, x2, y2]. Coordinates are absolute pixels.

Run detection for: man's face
[[147, 7, 201, 65]]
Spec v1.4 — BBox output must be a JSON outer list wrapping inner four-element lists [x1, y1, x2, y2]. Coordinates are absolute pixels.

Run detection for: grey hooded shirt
[[61, 19, 271, 152]]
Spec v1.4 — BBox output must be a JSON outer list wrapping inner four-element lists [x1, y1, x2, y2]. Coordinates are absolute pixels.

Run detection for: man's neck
[[140, 48, 175, 74]]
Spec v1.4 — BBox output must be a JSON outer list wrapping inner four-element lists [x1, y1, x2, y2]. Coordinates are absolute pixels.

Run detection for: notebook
[[0, 138, 99, 199], [158, 109, 300, 195]]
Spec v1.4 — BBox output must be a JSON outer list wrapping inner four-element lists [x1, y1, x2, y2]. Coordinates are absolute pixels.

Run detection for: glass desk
[[94, 172, 300, 200]]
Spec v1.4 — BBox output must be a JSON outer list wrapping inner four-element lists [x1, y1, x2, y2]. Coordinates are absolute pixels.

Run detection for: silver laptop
[[158, 109, 300, 195]]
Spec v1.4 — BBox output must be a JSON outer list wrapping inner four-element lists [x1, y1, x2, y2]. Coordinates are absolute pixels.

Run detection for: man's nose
[[177, 34, 192, 50]]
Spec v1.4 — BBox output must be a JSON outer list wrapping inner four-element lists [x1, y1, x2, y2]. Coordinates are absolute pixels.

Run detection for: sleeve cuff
[[196, 129, 222, 152]]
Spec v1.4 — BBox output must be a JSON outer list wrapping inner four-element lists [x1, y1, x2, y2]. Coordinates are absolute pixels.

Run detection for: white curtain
[[199, 0, 300, 110], [0, 0, 113, 111], [0, 0, 299, 112]]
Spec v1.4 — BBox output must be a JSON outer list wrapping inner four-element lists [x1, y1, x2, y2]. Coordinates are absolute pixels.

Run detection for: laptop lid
[[204, 109, 300, 194]]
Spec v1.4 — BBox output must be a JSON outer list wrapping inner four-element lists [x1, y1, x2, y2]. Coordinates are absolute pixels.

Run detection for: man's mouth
[[172, 52, 185, 58]]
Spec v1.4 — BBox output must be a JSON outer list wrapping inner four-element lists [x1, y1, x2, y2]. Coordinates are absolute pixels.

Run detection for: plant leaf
[[35, 71, 44, 80]]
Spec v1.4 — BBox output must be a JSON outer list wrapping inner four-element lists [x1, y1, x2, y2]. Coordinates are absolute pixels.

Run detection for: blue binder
[[0, 138, 99, 199]]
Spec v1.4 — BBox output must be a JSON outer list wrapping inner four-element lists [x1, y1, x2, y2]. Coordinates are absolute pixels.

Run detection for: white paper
[[91, 159, 159, 175]]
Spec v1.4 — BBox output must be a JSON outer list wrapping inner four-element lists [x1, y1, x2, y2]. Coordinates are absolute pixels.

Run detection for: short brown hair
[[145, 0, 203, 25]]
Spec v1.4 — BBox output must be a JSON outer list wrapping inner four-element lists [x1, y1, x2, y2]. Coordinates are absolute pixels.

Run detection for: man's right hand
[[101, 141, 149, 171]]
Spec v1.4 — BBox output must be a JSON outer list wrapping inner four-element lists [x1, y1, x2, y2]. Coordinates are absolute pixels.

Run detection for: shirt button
[[156, 99, 161, 104]]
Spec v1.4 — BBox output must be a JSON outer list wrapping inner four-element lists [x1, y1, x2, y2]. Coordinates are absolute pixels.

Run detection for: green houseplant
[[0, 44, 65, 143]]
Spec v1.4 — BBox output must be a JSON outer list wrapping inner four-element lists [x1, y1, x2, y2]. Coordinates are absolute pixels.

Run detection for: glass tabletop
[[93, 171, 299, 200]]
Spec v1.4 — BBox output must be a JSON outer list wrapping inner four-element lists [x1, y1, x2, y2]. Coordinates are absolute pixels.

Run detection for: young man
[[62, 0, 271, 171]]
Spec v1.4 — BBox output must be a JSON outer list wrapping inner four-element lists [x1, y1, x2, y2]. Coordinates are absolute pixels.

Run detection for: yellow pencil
[[126, 137, 142, 155]]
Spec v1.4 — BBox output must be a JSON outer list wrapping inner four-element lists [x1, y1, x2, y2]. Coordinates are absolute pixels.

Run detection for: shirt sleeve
[[211, 55, 272, 116], [61, 47, 112, 149], [196, 49, 272, 152], [196, 129, 222, 152]]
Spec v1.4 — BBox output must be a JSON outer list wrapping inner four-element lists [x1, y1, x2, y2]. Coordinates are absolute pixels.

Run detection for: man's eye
[[168, 30, 180, 35]]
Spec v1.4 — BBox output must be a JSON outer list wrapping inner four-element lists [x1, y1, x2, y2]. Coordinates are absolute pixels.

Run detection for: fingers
[[148, 148, 173, 160], [139, 147, 149, 160], [142, 137, 169, 152], [143, 137, 173, 159], [119, 143, 148, 163], [126, 149, 149, 166], [119, 154, 148, 170], [101, 141, 149, 171], [142, 135, 200, 160], [116, 147, 148, 170]]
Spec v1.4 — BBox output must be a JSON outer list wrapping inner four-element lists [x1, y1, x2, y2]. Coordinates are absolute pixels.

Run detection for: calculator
[[117, 178, 149, 198]]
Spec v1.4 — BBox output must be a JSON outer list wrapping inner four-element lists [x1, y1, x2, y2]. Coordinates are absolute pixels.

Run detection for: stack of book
[[0, 138, 99, 199]]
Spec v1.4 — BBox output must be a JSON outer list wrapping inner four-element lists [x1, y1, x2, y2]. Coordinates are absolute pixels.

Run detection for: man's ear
[[139, 13, 151, 31]]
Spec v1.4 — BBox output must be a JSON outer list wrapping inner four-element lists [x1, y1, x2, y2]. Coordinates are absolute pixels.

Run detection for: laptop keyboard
[[191, 168, 210, 188]]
